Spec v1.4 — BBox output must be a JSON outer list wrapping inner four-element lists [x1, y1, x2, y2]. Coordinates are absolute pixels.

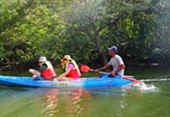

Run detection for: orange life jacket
[[41, 61, 56, 79], [65, 61, 81, 78]]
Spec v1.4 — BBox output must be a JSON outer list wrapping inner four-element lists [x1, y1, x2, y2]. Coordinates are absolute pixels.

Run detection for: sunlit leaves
[[0, 0, 170, 69]]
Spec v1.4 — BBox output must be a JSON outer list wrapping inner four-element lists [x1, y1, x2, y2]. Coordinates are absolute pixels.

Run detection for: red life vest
[[41, 61, 56, 79], [65, 61, 81, 78]]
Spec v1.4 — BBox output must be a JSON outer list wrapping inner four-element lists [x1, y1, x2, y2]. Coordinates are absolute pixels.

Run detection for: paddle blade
[[80, 65, 93, 72]]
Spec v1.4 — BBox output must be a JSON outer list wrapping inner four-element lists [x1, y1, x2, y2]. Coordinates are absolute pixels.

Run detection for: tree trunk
[[93, 36, 108, 65], [82, 16, 108, 65]]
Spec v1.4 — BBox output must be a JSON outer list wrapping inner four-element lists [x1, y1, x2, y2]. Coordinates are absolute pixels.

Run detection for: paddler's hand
[[94, 69, 99, 72], [109, 71, 115, 76]]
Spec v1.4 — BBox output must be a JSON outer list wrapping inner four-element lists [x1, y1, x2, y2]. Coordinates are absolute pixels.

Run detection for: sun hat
[[39, 56, 47, 62], [60, 55, 72, 68], [108, 46, 117, 53], [62, 55, 73, 60]]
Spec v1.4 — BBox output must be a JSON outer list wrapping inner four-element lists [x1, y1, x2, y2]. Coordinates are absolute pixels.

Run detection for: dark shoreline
[[0, 62, 167, 72]]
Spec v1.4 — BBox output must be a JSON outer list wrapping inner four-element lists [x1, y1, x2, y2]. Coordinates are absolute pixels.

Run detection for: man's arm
[[94, 64, 111, 72], [110, 64, 125, 76]]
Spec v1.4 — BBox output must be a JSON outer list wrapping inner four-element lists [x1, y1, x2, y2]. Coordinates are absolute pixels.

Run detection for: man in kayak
[[28, 56, 56, 80], [94, 46, 125, 77], [56, 55, 81, 81]]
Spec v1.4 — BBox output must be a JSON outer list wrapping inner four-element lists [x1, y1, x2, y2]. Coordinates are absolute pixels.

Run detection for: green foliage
[[0, 0, 170, 70]]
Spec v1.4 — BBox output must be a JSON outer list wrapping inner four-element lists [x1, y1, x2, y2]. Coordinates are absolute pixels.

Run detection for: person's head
[[108, 46, 117, 56], [38, 56, 47, 65], [60, 55, 73, 68]]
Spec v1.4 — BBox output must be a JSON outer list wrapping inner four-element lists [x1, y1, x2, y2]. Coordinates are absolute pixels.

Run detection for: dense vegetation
[[0, 0, 170, 70]]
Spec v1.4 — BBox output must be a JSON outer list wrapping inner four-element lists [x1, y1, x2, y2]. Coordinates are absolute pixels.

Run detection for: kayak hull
[[0, 75, 136, 88]]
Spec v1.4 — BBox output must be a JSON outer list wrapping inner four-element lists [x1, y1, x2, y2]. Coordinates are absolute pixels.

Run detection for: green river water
[[0, 66, 170, 117]]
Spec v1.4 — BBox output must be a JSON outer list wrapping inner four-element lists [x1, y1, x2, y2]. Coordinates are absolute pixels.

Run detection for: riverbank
[[0, 61, 167, 72]]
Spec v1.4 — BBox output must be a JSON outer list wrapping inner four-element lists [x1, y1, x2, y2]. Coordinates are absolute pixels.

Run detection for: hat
[[39, 56, 47, 62], [108, 46, 117, 53], [62, 55, 73, 60]]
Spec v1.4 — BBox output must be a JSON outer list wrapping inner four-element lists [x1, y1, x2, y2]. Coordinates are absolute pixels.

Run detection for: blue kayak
[[0, 75, 141, 88]]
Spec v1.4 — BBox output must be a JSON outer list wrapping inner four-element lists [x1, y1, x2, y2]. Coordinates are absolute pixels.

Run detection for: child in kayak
[[29, 56, 56, 80], [56, 55, 81, 81]]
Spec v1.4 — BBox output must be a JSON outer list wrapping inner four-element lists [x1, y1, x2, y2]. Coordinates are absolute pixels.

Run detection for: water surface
[[0, 66, 170, 117]]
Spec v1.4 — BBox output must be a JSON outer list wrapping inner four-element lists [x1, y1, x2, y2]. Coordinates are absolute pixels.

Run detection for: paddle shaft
[[91, 69, 109, 74], [91, 69, 134, 79]]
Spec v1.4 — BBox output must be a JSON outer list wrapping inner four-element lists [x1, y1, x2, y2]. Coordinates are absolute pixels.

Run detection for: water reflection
[[1, 66, 170, 117], [41, 88, 91, 117], [42, 89, 59, 114], [0, 82, 166, 117]]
